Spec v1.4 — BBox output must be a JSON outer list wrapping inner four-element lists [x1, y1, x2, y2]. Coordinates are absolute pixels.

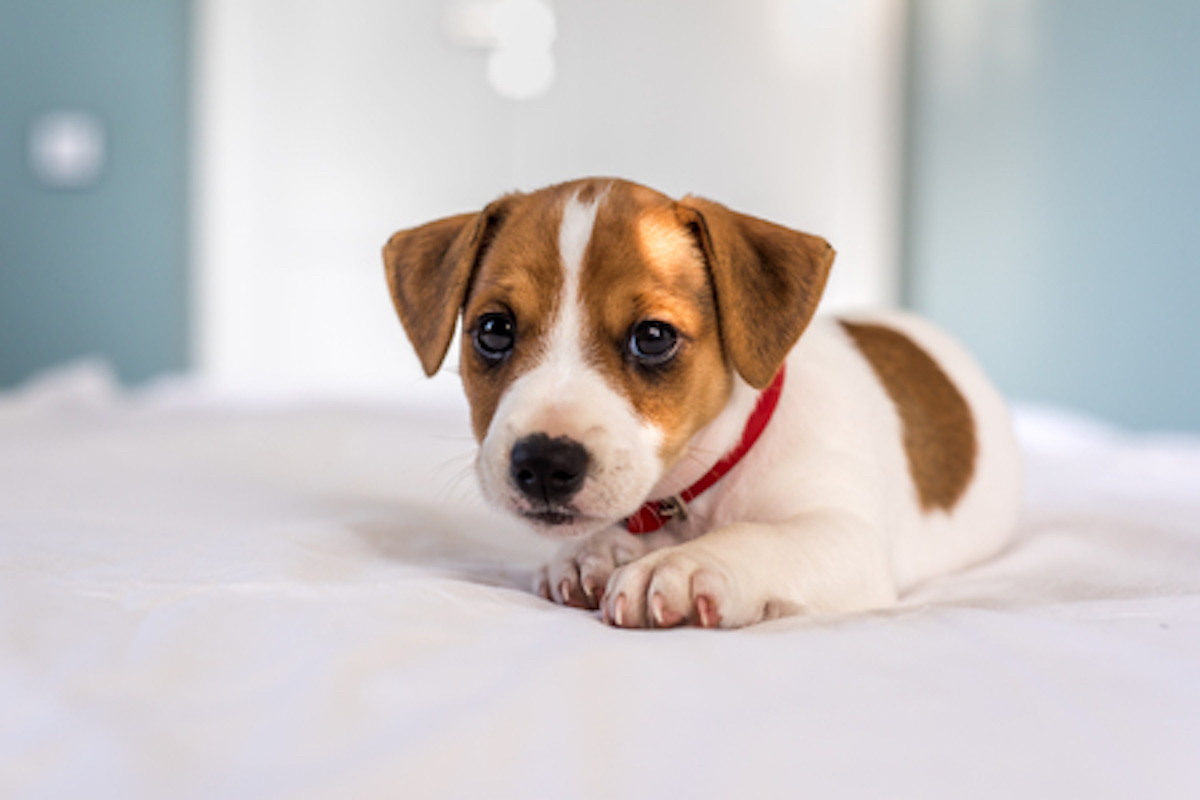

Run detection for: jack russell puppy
[[384, 178, 1021, 629]]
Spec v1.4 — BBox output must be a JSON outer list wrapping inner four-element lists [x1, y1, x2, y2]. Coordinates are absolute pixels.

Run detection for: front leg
[[601, 511, 898, 628], [535, 526, 681, 609]]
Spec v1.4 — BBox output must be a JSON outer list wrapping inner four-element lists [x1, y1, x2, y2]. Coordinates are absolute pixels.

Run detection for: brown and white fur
[[384, 178, 1021, 629]]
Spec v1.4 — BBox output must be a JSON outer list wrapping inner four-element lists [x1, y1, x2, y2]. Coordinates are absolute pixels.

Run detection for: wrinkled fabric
[[2, 365, 1199, 799]]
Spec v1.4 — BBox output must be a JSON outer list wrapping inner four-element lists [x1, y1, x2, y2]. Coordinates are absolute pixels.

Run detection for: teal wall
[[4, 0, 1198, 430], [905, 0, 1200, 430], [0, 0, 190, 387]]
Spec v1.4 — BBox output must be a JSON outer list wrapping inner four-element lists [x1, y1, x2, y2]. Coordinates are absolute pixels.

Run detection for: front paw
[[601, 546, 738, 629], [534, 527, 653, 610]]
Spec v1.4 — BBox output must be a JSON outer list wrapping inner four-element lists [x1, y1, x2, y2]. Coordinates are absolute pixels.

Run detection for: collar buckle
[[657, 495, 689, 522]]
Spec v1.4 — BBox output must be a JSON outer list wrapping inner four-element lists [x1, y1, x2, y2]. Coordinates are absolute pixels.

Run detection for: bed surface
[[3, 364, 1199, 799]]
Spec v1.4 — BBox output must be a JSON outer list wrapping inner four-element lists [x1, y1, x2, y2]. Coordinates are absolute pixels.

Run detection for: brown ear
[[676, 196, 835, 388], [383, 199, 513, 376]]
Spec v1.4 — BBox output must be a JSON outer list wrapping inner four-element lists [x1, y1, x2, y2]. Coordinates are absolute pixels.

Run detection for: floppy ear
[[383, 199, 513, 376], [676, 196, 835, 388]]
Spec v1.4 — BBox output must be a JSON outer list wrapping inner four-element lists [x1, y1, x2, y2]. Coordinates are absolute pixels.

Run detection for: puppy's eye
[[474, 313, 515, 360], [628, 320, 680, 365]]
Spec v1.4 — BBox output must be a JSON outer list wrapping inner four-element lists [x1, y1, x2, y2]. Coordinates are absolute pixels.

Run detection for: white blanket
[[3, 364, 1199, 799]]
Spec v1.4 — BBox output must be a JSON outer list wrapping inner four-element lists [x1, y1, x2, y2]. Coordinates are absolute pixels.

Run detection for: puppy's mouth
[[515, 504, 614, 537], [520, 507, 582, 527]]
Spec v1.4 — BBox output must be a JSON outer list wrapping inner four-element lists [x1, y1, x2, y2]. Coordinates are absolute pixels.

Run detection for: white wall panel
[[194, 0, 906, 399]]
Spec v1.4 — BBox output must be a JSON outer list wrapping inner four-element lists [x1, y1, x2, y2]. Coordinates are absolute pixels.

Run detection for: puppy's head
[[384, 179, 833, 538]]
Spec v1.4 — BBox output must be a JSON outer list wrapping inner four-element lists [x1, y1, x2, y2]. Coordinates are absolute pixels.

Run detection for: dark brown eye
[[474, 313, 515, 360], [628, 320, 679, 365]]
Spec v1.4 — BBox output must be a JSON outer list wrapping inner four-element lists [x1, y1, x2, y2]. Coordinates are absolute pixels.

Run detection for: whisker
[[439, 465, 480, 503], [432, 451, 479, 503]]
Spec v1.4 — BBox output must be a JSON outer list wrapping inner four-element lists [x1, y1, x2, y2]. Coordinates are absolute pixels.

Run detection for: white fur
[[471, 193, 1020, 626], [475, 192, 669, 539], [576, 310, 1022, 626], [537, 308, 1021, 626]]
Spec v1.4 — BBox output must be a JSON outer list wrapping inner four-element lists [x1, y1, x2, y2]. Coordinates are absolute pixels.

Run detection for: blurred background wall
[[193, 0, 905, 401], [0, 0, 190, 386], [1, 0, 1198, 430], [905, 0, 1200, 431]]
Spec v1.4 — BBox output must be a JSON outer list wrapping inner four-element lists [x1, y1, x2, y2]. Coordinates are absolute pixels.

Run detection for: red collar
[[625, 365, 786, 534]]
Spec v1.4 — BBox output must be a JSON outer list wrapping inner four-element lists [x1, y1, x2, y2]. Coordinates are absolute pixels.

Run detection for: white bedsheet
[[3, 364, 1199, 799]]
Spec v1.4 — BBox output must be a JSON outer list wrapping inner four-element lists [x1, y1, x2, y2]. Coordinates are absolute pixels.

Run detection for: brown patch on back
[[840, 321, 977, 513]]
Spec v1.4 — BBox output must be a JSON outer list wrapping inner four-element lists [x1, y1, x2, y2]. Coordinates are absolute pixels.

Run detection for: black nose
[[510, 434, 589, 506]]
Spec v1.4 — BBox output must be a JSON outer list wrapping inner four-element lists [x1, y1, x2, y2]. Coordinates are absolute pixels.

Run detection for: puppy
[[383, 178, 1021, 629]]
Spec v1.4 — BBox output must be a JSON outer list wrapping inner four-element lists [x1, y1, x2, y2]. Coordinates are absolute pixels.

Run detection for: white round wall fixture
[[27, 110, 107, 189], [487, 45, 555, 100], [444, 0, 557, 100]]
